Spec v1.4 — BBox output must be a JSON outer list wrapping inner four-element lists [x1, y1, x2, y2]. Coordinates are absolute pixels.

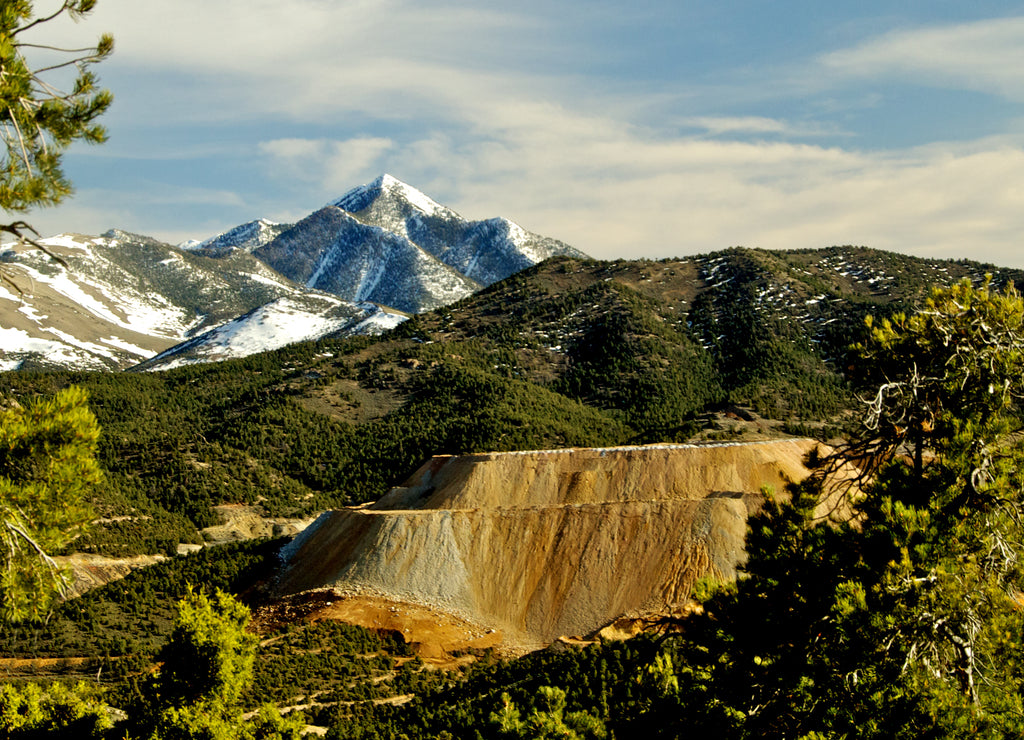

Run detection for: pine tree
[[0, 385, 102, 622], [131, 587, 305, 740], [0, 0, 112, 288], [0, 681, 113, 737], [669, 278, 1024, 738], [154, 586, 257, 711], [492, 686, 607, 740]]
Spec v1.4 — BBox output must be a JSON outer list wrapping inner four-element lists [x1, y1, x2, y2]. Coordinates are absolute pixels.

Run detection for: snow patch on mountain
[[39, 234, 100, 252], [502, 219, 542, 263], [353, 255, 388, 302], [100, 336, 154, 356], [1, 327, 73, 363], [304, 239, 340, 289], [137, 295, 409, 372], [351, 304, 408, 334], [182, 218, 286, 254], [241, 271, 294, 291], [17, 245, 196, 338], [0, 325, 134, 371]]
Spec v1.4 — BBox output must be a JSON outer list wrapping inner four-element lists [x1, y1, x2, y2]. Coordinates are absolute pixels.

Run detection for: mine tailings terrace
[[273, 439, 844, 653]]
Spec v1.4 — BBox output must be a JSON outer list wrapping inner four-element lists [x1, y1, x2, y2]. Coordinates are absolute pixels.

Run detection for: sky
[[22, 0, 1024, 267]]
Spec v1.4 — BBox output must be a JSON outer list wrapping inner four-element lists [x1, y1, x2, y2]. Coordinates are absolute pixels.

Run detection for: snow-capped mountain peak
[[252, 174, 585, 313], [1, 175, 585, 372], [331, 173, 451, 220]]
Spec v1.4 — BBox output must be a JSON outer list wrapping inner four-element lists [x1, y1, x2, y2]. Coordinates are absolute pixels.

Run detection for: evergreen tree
[[669, 278, 1024, 738], [0, 681, 113, 738], [0, 385, 102, 622], [492, 686, 606, 740], [0, 0, 112, 286], [131, 587, 305, 740]]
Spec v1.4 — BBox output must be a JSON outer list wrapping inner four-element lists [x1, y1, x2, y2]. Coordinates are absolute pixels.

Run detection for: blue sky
[[27, 0, 1024, 267]]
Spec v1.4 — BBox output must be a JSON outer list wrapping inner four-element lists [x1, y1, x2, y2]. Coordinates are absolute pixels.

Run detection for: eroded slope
[[276, 439, 831, 648]]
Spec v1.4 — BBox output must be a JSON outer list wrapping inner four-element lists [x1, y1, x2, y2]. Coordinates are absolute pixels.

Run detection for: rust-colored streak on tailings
[[276, 439, 828, 646]]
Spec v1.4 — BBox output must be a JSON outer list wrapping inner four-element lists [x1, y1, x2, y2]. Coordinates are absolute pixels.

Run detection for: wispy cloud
[[84, 0, 546, 115], [822, 16, 1024, 100], [258, 137, 395, 193], [677, 116, 831, 137], [27, 4, 1024, 270]]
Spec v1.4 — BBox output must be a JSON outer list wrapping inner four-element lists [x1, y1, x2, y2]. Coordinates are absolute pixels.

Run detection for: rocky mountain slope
[[180, 218, 290, 254], [252, 174, 585, 313], [274, 439, 840, 650], [0, 230, 307, 371], [0, 229, 407, 372], [331, 174, 583, 287], [252, 204, 478, 313], [0, 175, 585, 371]]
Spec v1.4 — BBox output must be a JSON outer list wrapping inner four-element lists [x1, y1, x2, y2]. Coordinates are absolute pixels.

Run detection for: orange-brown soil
[[273, 440, 848, 653]]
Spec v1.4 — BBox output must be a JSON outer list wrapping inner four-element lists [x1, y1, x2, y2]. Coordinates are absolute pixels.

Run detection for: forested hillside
[[4, 253, 1024, 739], [0, 247, 1019, 557]]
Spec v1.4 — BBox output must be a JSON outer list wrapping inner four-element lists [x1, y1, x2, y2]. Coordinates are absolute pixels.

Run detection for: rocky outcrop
[[275, 439, 835, 648], [202, 504, 319, 546], [56, 553, 167, 598]]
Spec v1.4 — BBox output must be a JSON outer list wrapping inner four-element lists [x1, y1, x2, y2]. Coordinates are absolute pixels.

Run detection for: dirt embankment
[[53, 507, 318, 598], [274, 439, 838, 651], [55, 553, 167, 598], [202, 504, 319, 546]]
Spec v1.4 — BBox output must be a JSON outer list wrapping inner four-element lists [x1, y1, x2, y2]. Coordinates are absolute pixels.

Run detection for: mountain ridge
[[253, 174, 585, 311], [0, 175, 585, 371], [2, 245, 1020, 559]]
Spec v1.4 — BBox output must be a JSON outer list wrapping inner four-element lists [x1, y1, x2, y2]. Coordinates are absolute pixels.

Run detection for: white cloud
[[25, 3, 1024, 271], [676, 116, 842, 138], [260, 108, 1024, 269], [88, 0, 531, 70], [83, 0, 536, 89], [822, 16, 1024, 100], [258, 139, 326, 163], [258, 137, 395, 193], [53, 0, 588, 132]]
